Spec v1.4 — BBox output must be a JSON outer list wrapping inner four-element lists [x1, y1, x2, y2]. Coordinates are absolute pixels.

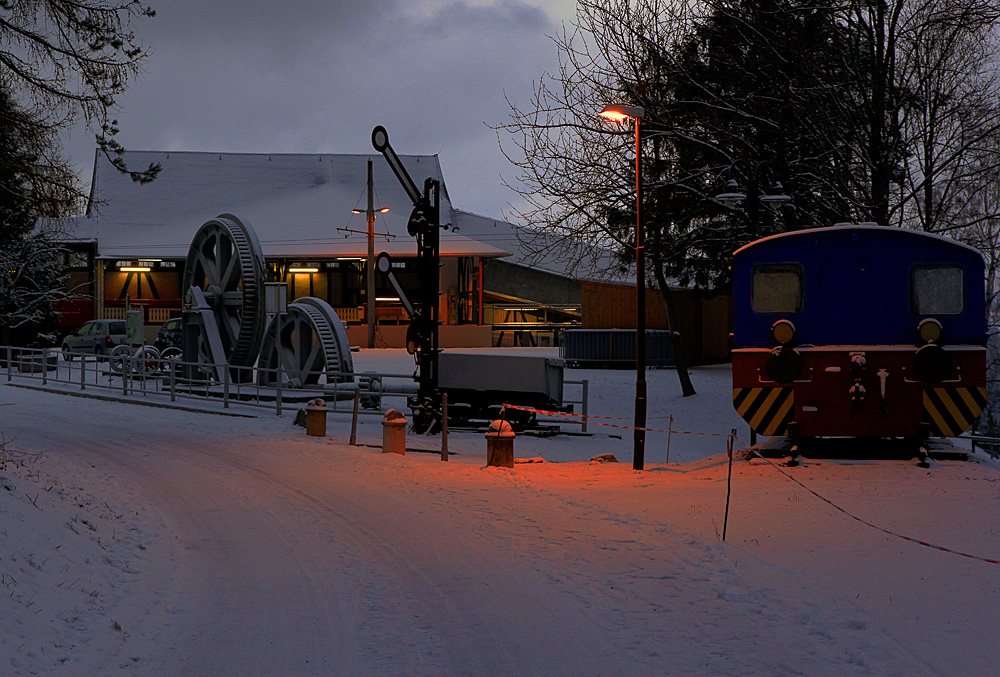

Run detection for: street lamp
[[600, 103, 648, 471], [350, 160, 390, 349]]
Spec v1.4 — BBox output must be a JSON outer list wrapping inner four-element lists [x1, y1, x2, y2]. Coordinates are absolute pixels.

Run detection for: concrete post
[[382, 408, 407, 454], [305, 398, 328, 437], [485, 419, 515, 468]]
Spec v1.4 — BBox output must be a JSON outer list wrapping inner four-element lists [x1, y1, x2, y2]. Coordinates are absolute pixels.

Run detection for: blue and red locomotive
[[732, 225, 987, 441]]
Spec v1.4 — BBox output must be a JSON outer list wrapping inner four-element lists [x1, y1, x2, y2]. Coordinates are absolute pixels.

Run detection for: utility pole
[[366, 160, 376, 349], [346, 160, 387, 348]]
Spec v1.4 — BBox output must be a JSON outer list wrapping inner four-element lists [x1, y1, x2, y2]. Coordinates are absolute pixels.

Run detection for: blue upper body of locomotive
[[732, 226, 986, 349]]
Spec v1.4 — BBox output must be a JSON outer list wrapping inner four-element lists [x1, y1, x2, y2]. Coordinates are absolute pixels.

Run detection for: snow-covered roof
[[68, 150, 511, 260], [451, 209, 631, 283]]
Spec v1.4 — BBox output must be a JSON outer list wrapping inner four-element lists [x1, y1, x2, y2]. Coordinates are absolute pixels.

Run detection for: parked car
[[154, 317, 183, 351], [61, 320, 128, 358]]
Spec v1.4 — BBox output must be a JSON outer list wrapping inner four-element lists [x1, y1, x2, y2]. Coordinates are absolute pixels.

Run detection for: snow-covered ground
[[2, 348, 1000, 675]]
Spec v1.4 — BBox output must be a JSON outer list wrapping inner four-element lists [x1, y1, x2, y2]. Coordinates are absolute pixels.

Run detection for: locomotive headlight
[[771, 319, 797, 345], [917, 318, 943, 345]]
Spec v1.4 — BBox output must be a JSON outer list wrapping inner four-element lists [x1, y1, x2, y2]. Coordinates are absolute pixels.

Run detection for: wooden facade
[[580, 281, 733, 365]]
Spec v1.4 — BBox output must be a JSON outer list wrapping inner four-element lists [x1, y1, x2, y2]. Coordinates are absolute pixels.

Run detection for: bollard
[[485, 419, 515, 468], [382, 409, 407, 454], [305, 398, 328, 437]]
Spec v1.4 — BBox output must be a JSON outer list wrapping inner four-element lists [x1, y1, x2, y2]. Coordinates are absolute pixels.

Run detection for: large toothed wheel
[[183, 214, 267, 368], [257, 297, 354, 388]]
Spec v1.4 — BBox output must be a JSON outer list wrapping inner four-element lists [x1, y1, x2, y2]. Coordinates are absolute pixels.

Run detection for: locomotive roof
[[733, 225, 983, 258], [731, 223, 986, 349]]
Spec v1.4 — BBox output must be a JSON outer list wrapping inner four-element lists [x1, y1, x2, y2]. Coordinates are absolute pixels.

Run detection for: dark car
[[154, 318, 183, 351], [61, 319, 128, 358]]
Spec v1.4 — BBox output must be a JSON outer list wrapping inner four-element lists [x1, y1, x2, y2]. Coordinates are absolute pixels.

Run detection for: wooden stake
[[723, 428, 735, 541], [350, 388, 360, 446], [441, 392, 449, 461]]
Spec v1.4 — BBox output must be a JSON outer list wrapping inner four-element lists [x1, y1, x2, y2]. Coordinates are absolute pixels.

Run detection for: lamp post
[[600, 103, 647, 471], [352, 160, 390, 349]]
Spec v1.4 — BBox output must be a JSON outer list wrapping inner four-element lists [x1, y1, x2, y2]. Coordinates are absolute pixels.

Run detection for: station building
[[58, 149, 729, 361]]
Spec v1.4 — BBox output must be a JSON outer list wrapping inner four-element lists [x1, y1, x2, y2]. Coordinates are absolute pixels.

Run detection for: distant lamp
[[715, 180, 747, 206], [760, 182, 792, 207], [716, 179, 791, 208]]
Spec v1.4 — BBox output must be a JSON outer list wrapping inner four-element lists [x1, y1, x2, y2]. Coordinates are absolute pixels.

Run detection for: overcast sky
[[63, 0, 578, 221]]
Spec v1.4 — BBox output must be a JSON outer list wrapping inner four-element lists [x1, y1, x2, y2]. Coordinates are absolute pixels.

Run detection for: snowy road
[[15, 404, 623, 674], [6, 383, 996, 675]]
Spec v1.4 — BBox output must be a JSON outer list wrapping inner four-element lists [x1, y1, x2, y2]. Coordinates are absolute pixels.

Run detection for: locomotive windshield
[[752, 264, 802, 313], [911, 264, 964, 315]]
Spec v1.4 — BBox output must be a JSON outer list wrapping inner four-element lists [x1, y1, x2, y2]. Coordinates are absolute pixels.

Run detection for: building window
[[66, 251, 89, 269]]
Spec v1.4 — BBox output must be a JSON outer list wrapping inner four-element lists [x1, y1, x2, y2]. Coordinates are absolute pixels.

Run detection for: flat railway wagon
[[732, 225, 987, 442]]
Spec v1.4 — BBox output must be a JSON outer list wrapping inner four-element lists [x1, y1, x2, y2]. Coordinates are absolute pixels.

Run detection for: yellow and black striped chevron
[[923, 386, 988, 437], [733, 387, 794, 437]]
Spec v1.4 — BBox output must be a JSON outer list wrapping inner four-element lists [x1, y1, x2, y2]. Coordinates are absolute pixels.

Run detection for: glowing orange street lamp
[[600, 103, 647, 470]]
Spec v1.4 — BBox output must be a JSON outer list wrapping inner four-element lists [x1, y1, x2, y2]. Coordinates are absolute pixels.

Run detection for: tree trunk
[[652, 261, 696, 397]]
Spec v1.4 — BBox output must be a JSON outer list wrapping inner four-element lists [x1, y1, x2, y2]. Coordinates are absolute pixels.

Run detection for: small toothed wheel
[[258, 297, 354, 387]]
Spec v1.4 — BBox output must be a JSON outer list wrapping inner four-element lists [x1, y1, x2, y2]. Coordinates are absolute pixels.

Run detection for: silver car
[[61, 320, 128, 358]]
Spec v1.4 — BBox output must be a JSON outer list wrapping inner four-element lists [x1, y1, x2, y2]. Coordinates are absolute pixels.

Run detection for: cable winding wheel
[[257, 297, 355, 388], [182, 214, 268, 378]]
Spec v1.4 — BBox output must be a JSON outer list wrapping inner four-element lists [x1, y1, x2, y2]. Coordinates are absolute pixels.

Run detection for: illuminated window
[[752, 264, 803, 313], [912, 264, 964, 315]]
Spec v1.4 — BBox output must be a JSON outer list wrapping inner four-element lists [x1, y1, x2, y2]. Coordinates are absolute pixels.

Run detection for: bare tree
[[498, 0, 863, 397], [0, 230, 66, 346], [0, 85, 69, 346], [499, 0, 701, 395], [827, 0, 1000, 228], [0, 0, 159, 209], [894, 0, 1000, 234]]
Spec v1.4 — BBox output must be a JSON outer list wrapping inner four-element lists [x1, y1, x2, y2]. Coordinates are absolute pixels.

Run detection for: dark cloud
[[68, 0, 569, 219], [140, 0, 390, 46]]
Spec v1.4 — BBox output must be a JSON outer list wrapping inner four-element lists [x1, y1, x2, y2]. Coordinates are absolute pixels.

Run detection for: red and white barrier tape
[[749, 449, 1000, 565]]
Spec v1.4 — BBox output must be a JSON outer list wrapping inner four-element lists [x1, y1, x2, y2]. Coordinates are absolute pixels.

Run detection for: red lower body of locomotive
[[732, 346, 986, 439]]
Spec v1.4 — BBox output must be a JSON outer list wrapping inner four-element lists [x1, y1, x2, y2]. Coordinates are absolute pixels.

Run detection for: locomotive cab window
[[911, 264, 964, 315], [752, 264, 803, 314]]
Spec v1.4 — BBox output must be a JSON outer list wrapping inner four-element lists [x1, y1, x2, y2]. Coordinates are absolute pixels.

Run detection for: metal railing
[[1, 345, 414, 419], [563, 378, 590, 433], [960, 434, 1000, 458], [334, 306, 362, 322], [102, 306, 178, 323], [1, 345, 590, 431]]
